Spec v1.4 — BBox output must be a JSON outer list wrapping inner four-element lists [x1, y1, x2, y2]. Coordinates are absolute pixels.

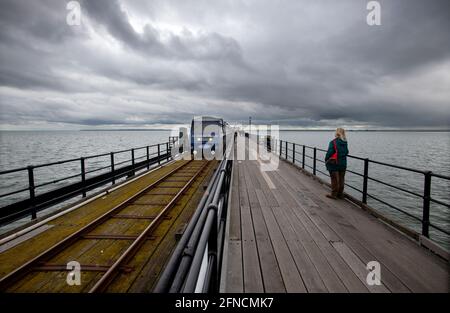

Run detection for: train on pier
[[190, 116, 232, 155]]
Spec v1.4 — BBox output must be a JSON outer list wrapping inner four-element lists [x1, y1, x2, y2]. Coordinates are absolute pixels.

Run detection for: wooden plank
[[330, 241, 390, 293], [260, 179, 348, 292], [258, 205, 306, 292], [277, 161, 445, 276], [249, 163, 279, 206], [284, 179, 410, 293], [242, 163, 260, 207], [240, 205, 264, 292], [254, 189, 306, 292], [276, 161, 448, 292], [264, 170, 350, 292], [237, 162, 249, 208], [225, 240, 244, 292], [229, 161, 241, 241], [270, 168, 409, 292], [266, 172, 368, 292], [272, 206, 328, 292], [241, 162, 285, 292], [289, 204, 369, 292], [250, 202, 286, 292]]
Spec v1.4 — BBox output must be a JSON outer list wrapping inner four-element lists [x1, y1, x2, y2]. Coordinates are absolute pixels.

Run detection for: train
[[190, 116, 231, 156]]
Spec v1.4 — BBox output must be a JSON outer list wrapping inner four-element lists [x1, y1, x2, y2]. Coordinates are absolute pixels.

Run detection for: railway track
[[0, 160, 210, 292]]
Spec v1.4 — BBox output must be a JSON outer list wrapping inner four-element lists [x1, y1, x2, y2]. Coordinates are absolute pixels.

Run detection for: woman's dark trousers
[[330, 170, 346, 198]]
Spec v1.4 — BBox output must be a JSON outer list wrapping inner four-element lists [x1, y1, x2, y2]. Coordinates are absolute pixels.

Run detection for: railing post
[[27, 166, 36, 220], [146, 146, 150, 169], [280, 140, 282, 157], [292, 143, 296, 164], [166, 142, 170, 162], [422, 171, 432, 237], [110, 152, 115, 185], [80, 157, 86, 197], [131, 148, 135, 176], [313, 148, 317, 175], [302, 145, 305, 169], [158, 144, 161, 165], [362, 158, 369, 204], [285, 141, 288, 160]]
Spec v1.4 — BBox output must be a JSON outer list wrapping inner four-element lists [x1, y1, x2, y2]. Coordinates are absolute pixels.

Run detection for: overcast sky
[[0, 0, 449, 130]]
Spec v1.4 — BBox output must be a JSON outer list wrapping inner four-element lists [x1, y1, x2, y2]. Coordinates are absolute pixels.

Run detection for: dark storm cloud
[[0, 0, 449, 129], [81, 0, 246, 65]]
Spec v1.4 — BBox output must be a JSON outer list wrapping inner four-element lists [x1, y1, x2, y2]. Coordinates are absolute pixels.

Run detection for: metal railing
[[0, 138, 178, 226], [154, 149, 233, 293], [272, 139, 449, 242]]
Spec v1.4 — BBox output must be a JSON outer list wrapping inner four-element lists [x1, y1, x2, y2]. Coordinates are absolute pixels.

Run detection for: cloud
[[0, 0, 449, 129]]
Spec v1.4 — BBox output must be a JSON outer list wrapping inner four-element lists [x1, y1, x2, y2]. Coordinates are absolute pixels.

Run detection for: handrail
[[155, 138, 233, 293], [275, 139, 450, 242], [0, 137, 178, 226]]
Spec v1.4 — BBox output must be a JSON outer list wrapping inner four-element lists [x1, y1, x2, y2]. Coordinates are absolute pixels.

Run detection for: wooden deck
[[221, 156, 449, 293]]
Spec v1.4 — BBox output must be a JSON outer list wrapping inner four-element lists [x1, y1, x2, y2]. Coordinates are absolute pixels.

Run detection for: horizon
[[1, 126, 449, 132]]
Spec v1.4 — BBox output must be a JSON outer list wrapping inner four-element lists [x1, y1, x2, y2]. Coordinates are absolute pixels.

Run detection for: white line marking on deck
[[261, 171, 276, 189]]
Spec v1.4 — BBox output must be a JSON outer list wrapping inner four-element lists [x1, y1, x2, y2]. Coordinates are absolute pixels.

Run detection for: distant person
[[325, 128, 349, 199]]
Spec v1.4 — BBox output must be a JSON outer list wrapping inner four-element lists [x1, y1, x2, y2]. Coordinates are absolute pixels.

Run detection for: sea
[[0, 130, 449, 248]]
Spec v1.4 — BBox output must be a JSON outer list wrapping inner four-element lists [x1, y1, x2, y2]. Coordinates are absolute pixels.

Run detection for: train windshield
[[191, 117, 224, 138]]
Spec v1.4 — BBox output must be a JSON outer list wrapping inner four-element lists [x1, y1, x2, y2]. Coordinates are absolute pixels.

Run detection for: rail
[[0, 159, 208, 292], [0, 138, 178, 226], [154, 147, 233, 293], [271, 139, 449, 243]]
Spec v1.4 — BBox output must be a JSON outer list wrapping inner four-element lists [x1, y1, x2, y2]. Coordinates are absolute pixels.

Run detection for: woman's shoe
[[326, 194, 337, 199]]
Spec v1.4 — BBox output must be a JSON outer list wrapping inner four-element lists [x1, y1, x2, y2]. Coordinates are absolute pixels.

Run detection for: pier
[[0, 134, 448, 293], [221, 152, 448, 292]]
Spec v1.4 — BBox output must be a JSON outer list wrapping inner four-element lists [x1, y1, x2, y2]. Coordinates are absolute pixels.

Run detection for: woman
[[325, 128, 349, 199]]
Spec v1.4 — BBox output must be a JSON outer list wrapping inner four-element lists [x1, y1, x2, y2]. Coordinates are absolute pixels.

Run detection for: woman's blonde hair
[[335, 128, 347, 141]]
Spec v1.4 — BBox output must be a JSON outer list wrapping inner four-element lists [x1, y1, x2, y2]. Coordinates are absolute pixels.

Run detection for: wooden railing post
[[280, 140, 283, 157], [146, 146, 150, 169]]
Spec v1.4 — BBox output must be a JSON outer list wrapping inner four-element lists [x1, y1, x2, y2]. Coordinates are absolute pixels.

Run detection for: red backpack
[[327, 139, 338, 164]]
